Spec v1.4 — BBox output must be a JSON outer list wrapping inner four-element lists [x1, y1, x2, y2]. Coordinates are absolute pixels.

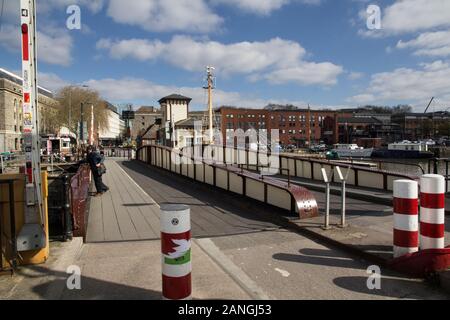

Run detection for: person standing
[[86, 145, 109, 196]]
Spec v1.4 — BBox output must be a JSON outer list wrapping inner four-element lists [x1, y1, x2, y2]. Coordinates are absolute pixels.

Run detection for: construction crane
[[18, 0, 46, 251], [422, 97, 435, 140]]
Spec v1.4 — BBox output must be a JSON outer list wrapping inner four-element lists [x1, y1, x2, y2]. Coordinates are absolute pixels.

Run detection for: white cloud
[[97, 36, 342, 86], [358, 0, 450, 38], [106, 0, 223, 33], [346, 94, 375, 104], [38, 72, 71, 92], [211, 0, 321, 15], [0, 23, 73, 66], [38, 0, 105, 14], [348, 60, 450, 106], [397, 30, 450, 57], [83, 77, 291, 108], [348, 71, 364, 80], [264, 63, 343, 86]]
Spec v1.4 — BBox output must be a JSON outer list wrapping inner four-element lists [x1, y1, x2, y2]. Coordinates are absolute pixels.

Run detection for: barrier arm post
[[321, 166, 332, 230], [336, 166, 351, 228]]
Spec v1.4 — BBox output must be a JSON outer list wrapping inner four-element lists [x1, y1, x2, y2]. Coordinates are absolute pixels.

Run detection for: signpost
[[320, 166, 332, 230], [335, 166, 351, 228]]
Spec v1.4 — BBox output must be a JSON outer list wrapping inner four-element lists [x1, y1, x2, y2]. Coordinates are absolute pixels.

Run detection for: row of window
[[225, 114, 326, 122]]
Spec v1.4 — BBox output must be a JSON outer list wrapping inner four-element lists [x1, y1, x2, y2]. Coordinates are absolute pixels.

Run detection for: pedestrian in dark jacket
[[86, 145, 109, 196]]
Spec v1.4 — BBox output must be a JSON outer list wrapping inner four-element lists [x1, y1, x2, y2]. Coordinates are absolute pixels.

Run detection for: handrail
[[137, 145, 319, 218]]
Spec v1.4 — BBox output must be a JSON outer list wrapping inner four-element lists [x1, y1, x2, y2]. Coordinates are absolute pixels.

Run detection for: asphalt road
[[206, 229, 449, 300], [120, 160, 450, 300]]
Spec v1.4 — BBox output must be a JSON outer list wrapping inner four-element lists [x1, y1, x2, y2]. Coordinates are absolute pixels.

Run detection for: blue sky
[[1, 0, 450, 111]]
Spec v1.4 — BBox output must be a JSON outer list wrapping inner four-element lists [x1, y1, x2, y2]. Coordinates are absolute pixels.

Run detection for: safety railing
[[102, 147, 134, 160], [427, 158, 450, 193], [179, 145, 418, 192], [70, 164, 91, 239], [137, 145, 319, 219]]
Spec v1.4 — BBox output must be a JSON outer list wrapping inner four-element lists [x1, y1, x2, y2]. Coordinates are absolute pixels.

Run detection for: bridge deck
[[86, 160, 281, 243]]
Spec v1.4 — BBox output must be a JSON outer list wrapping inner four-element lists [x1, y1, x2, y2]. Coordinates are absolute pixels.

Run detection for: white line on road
[[195, 238, 271, 300]]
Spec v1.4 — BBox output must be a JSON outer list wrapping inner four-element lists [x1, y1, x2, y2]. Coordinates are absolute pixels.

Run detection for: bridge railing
[[177, 145, 420, 193], [136, 145, 319, 219]]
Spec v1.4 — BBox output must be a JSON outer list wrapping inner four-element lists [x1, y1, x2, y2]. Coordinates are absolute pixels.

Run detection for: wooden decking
[[86, 160, 281, 243], [86, 160, 160, 242]]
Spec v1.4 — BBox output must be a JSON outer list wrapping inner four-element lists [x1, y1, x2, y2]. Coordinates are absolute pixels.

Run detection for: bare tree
[[54, 86, 108, 135]]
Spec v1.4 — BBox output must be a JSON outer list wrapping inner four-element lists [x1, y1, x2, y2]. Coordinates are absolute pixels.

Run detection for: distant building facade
[[98, 102, 126, 146], [0, 68, 58, 152], [131, 106, 162, 140], [392, 112, 450, 141], [218, 107, 341, 147]]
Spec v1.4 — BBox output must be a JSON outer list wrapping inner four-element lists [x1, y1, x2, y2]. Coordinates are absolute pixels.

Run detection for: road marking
[[195, 238, 270, 300], [274, 268, 290, 278], [117, 160, 269, 299]]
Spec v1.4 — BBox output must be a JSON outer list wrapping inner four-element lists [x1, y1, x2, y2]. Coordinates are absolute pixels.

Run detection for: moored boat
[[328, 144, 373, 159], [372, 141, 434, 159]]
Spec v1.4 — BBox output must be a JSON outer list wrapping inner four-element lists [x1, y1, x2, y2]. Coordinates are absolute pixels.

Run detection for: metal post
[[324, 182, 330, 230], [321, 167, 331, 230], [341, 180, 346, 227], [336, 166, 350, 228], [80, 102, 84, 144], [0, 155, 4, 173], [62, 174, 73, 241]]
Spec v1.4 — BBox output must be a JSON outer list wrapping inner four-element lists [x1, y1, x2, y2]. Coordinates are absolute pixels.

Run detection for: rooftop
[[0, 67, 54, 99], [158, 94, 192, 104], [135, 106, 161, 114]]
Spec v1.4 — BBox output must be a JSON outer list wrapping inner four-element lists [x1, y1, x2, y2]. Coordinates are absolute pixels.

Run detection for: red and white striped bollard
[[393, 180, 419, 258], [420, 174, 445, 250], [160, 204, 192, 300]]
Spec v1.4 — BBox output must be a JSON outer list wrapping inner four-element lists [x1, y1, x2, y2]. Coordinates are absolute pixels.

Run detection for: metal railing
[[427, 158, 450, 192], [137, 145, 319, 218]]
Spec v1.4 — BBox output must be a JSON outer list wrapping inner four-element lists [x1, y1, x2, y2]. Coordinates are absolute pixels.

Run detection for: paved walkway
[[86, 160, 160, 242], [117, 160, 281, 239]]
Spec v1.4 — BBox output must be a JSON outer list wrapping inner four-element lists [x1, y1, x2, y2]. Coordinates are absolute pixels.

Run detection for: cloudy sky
[[1, 0, 450, 111]]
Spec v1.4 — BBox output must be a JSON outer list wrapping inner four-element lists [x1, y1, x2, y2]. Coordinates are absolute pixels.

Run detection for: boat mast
[[205, 66, 215, 144]]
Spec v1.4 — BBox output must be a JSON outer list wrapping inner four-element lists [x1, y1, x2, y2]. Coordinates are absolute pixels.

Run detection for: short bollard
[[160, 204, 192, 300], [393, 180, 419, 258], [420, 174, 445, 250]]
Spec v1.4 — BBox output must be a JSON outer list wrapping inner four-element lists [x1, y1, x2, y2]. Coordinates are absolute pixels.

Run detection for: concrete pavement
[[2, 159, 449, 300]]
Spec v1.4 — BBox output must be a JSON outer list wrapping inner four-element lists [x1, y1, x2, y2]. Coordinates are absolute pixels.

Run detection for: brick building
[[391, 112, 450, 141], [218, 107, 341, 147], [0, 68, 58, 152]]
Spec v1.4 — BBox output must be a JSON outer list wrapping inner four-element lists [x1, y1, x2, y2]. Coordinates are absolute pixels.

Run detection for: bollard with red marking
[[160, 204, 192, 300], [393, 180, 419, 258], [420, 174, 446, 250]]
